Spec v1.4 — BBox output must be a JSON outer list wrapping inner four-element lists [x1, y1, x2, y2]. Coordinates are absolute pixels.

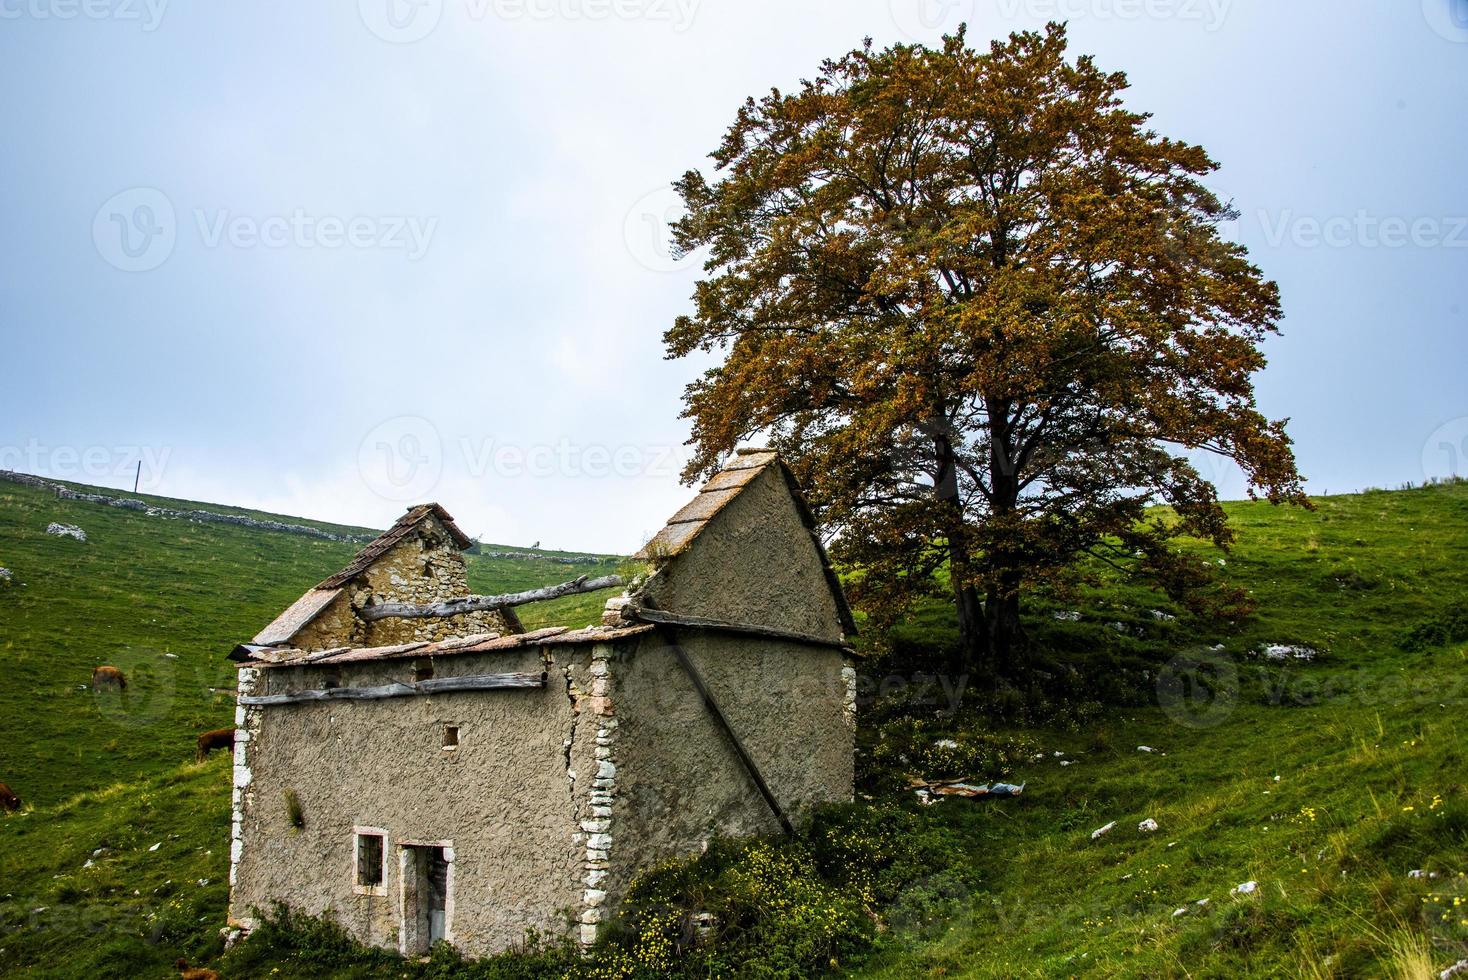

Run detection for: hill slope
[[1, 479, 1466, 977], [0, 477, 620, 809]]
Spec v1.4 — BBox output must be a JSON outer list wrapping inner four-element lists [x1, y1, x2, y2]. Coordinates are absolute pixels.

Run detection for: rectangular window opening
[[355, 831, 385, 891], [442, 725, 459, 751]]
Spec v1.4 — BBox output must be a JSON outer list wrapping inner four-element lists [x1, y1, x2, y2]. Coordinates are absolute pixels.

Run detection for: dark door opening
[[401, 844, 450, 955]]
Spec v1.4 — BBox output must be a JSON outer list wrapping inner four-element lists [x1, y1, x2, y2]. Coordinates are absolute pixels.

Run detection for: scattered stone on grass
[[1441, 959, 1468, 980], [45, 523, 87, 542], [1139, 818, 1159, 833], [1138, 745, 1157, 753], [1260, 644, 1317, 662], [1231, 880, 1259, 896], [1052, 610, 1082, 621], [1091, 821, 1117, 840], [0, 567, 11, 581]]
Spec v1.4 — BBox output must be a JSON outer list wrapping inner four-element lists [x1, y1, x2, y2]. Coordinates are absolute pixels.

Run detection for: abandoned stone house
[[226, 449, 857, 957]]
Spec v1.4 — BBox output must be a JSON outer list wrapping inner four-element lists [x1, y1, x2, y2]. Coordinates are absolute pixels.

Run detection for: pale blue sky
[[2, 0, 1465, 552]]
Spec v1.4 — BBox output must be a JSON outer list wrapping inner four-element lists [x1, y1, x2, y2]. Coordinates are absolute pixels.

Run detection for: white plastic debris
[[1138, 818, 1159, 833], [1091, 821, 1117, 840], [1231, 880, 1259, 896]]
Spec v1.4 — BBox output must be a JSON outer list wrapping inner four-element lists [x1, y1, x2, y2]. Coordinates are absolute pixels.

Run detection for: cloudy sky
[[2, 0, 1465, 552]]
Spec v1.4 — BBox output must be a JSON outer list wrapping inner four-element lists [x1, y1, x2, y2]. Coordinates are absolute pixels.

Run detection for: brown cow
[[92, 665, 127, 690], [195, 728, 235, 763], [176, 959, 220, 980], [0, 781, 20, 812]]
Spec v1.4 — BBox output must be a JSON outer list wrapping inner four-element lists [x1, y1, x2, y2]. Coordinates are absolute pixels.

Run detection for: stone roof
[[235, 623, 654, 667], [634, 448, 857, 636]]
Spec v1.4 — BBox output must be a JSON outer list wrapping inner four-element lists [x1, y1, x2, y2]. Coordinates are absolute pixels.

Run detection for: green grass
[[2, 479, 1467, 977], [0, 479, 621, 810]]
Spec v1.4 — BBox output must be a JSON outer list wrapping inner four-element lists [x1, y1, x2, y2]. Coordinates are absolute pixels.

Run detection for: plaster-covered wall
[[229, 644, 607, 955], [638, 466, 845, 641], [604, 631, 854, 903]]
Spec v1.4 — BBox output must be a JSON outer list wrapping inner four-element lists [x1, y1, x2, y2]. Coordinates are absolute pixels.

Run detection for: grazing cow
[[0, 781, 20, 812], [91, 665, 127, 690], [176, 959, 220, 980], [195, 728, 235, 763]]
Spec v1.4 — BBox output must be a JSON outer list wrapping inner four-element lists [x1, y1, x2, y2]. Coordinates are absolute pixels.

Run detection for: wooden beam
[[359, 575, 624, 622], [629, 607, 849, 650], [239, 671, 545, 706], [665, 628, 794, 836]]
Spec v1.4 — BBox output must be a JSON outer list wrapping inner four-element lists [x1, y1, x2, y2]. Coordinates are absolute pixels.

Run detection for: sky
[[1, 0, 1465, 553]]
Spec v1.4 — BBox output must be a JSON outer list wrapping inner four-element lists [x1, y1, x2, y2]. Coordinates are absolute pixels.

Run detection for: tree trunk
[[930, 421, 990, 673], [983, 398, 1026, 677]]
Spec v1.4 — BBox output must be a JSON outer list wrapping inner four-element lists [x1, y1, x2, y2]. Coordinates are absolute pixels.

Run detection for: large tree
[[665, 24, 1306, 675]]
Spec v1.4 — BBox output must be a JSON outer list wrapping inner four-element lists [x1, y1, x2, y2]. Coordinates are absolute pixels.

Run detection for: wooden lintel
[[239, 671, 545, 706]]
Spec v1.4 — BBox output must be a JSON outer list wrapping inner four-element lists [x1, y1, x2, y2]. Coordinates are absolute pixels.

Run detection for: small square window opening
[[442, 725, 459, 751]]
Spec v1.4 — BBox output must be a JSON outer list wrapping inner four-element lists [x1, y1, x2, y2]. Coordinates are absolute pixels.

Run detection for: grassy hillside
[[1, 479, 1466, 977], [0, 478, 620, 809]]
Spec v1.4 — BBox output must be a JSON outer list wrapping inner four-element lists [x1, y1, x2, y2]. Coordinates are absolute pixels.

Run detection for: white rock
[[1441, 958, 1468, 979], [1052, 610, 1082, 622], [1231, 880, 1258, 896], [148, 842, 161, 852], [1172, 907, 1188, 917], [1195, 898, 1209, 906], [1150, 610, 1176, 621], [1138, 818, 1159, 833], [0, 568, 11, 581], [1061, 760, 1076, 767], [1091, 821, 1117, 840], [1261, 644, 1317, 662], [1137, 746, 1156, 753], [45, 523, 87, 542]]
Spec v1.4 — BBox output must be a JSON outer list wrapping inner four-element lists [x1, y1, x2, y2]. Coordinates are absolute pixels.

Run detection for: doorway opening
[[400, 843, 452, 955]]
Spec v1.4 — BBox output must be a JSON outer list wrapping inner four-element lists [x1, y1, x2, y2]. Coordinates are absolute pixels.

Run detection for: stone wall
[[0, 469, 371, 543], [288, 514, 514, 651]]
